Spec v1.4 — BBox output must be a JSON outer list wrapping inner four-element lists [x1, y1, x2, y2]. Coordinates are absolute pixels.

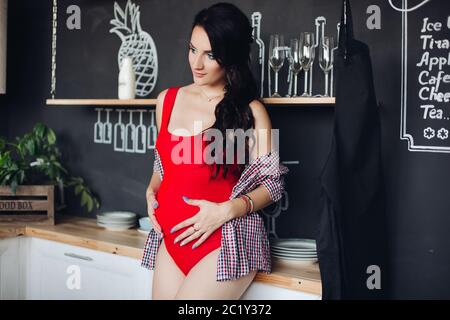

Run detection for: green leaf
[[0, 153, 9, 166], [47, 128, 56, 145], [52, 161, 68, 175], [34, 123, 46, 139], [25, 139, 35, 155], [17, 143, 24, 157], [74, 184, 83, 195], [86, 196, 93, 212], [81, 190, 88, 207], [18, 170, 25, 184]]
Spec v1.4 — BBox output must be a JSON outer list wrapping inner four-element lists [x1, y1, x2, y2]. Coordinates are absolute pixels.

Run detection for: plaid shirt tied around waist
[[140, 149, 289, 281]]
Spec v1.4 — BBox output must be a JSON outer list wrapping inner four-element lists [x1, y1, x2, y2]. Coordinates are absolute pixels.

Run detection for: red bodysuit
[[154, 86, 240, 276]]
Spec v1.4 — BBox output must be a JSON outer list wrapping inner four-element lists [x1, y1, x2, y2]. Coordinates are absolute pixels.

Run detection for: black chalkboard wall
[[1, 0, 449, 299]]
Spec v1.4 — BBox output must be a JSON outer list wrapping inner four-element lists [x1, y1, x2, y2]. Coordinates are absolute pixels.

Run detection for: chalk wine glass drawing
[[110, 0, 158, 97], [269, 34, 285, 98]]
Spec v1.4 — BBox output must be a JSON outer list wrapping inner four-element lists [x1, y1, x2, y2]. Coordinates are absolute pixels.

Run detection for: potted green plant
[[0, 122, 100, 212]]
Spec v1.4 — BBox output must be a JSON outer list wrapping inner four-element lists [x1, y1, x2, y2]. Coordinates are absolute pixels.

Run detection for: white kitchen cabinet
[[0, 237, 20, 300], [24, 237, 152, 300], [1, 235, 320, 300], [242, 282, 321, 300]]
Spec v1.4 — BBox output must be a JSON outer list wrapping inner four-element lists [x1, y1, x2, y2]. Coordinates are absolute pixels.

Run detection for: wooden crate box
[[0, 185, 55, 225]]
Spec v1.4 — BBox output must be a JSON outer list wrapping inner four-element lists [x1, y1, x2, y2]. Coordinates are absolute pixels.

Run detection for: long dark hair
[[192, 2, 260, 180]]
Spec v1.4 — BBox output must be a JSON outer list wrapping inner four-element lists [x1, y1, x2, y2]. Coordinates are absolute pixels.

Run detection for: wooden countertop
[[0, 215, 321, 296]]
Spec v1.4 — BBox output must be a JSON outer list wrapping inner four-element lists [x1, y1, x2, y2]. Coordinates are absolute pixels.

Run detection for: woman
[[140, 2, 288, 300]]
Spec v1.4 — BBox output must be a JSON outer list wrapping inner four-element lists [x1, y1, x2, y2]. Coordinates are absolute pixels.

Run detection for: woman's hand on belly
[[169, 196, 230, 249]]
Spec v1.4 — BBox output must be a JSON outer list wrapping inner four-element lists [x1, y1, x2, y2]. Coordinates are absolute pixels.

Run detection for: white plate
[[97, 222, 135, 231], [271, 254, 318, 262], [97, 222, 136, 228], [97, 211, 137, 221], [270, 249, 317, 257], [271, 252, 317, 259], [270, 246, 317, 253], [96, 218, 136, 225], [271, 248, 317, 257], [97, 215, 136, 220], [269, 238, 317, 250]]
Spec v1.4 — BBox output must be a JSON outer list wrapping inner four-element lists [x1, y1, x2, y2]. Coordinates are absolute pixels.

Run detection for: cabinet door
[[0, 237, 20, 300], [241, 282, 321, 300], [26, 237, 152, 300]]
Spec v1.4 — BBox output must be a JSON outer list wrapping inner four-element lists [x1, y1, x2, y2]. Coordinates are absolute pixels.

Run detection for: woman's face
[[188, 25, 226, 87]]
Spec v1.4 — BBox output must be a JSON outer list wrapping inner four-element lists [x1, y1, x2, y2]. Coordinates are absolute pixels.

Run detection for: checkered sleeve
[[259, 153, 289, 202], [153, 147, 164, 180], [230, 150, 289, 202], [140, 228, 164, 270], [216, 150, 289, 281], [140, 147, 164, 270]]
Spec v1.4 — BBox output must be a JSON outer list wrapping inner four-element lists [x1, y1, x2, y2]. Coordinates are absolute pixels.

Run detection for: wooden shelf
[[46, 97, 335, 106], [263, 97, 335, 105], [46, 99, 157, 106]]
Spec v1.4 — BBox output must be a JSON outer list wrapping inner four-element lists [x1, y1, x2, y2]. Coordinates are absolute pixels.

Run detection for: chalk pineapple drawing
[[110, 0, 158, 96]]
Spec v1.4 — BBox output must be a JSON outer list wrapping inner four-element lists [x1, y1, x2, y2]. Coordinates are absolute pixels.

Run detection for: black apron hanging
[[317, 0, 388, 300]]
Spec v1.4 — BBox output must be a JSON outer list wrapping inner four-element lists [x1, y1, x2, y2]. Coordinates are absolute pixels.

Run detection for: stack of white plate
[[270, 238, 318, 263], [96, 211, 137, 231]]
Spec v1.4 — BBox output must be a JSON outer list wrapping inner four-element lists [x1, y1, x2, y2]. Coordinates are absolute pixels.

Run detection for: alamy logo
[[169, 124, 280, 165], [66, 265, 81, 290], [66, 5, 81, 30], [366, 265, 381, 290]]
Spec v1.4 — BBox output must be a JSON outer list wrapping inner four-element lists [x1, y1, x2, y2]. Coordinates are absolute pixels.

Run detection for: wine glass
[[269, 34, 285, 98], [319, 36, 334, 97], [288, 38, 302, 97], [299, 32, 315, 97]]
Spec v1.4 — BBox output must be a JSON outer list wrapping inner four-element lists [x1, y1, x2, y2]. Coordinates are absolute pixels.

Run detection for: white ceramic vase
[[118, 56, 136, 99]]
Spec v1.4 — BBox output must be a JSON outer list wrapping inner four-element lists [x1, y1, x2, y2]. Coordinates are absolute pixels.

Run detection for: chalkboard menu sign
[[395, 0, 450, 152]]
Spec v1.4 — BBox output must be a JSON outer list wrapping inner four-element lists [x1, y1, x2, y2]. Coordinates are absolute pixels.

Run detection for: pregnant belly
[[153, 172, 237, 235], [154, 185, 199, 234]]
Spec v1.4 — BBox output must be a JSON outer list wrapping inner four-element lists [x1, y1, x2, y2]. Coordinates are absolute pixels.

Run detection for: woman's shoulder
[[156, 89, 168, 101], [156, 84, 196, 101], [154, 85, 191, 124], [249, 99, 266, 114], [155, 86, 182, 108], [154, 88, 173, 131], [155, 87, 176, 102], [248, 99, 271, 130]]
